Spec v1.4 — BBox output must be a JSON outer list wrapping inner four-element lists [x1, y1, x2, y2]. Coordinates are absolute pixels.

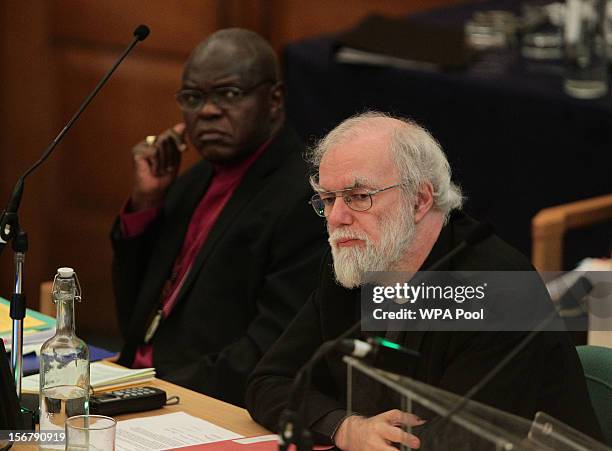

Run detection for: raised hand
[[130, 123, 187, 211]]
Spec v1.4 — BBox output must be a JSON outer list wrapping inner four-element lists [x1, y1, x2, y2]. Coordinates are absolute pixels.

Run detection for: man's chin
[[333, 271, 363, 289], [331, 249, 365, 289], [196, 143, 241, 164]]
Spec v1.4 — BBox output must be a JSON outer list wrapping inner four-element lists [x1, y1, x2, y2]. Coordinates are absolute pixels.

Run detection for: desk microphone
[[277, 221, 493, 450], [0, 24, 149, 413], [0, 24, 150, 258]]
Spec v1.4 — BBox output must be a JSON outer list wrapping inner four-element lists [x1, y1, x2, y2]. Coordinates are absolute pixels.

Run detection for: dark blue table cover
[[283, 1, 612, 263]]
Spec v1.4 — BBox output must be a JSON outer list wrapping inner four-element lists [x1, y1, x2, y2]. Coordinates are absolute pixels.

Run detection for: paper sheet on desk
[[116, 412, 243, 450]]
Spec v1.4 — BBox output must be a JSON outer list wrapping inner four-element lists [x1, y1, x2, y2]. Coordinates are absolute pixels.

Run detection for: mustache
[[328, 228, 369, 247]]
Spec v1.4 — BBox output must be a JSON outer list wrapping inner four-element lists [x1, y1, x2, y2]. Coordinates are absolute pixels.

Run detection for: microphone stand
[[10, 228, 27, 401], [0, 25, 150, 415]]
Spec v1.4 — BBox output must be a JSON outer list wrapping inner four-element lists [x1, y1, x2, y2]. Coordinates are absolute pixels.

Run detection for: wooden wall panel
[[53, 46, 185, 212], [0, 1, 57, 316], [47, 210, 118, 334], [49, 0, 222, 57], [220, 0, 270, 35]]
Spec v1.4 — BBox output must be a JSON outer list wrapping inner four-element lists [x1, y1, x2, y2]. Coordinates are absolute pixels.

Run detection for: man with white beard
[[245, 112, 602, 449]]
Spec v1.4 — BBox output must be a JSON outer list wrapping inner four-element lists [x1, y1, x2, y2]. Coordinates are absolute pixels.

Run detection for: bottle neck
[[56, 298, 76, 336], [54, 277, 77, 336]]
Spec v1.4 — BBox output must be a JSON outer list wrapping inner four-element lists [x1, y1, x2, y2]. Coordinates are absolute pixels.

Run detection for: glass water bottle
[[39, 267, 90, 437]]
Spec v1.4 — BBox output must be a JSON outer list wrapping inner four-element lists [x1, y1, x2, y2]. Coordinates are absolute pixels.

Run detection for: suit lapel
[[174, 126, 295, 307], [130, 161, 213, 340]]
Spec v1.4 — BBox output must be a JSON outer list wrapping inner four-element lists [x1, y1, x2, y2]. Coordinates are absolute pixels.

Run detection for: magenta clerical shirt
[[120, 140, 270, 369]]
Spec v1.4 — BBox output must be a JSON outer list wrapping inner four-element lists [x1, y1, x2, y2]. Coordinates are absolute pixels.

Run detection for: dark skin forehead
[[182, 31, 278, 88]]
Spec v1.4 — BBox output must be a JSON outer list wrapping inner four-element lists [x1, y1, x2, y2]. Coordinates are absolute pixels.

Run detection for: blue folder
[[21, 345, 116, 375]]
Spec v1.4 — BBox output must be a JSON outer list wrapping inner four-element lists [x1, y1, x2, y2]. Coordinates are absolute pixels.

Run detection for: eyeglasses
[[175, 79, 276, 111], [309, 184, 403, 217]]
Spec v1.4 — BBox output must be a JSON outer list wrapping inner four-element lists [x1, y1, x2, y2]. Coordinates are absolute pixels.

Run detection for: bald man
[[246, 112, 602, 448], [111, 29, 326, 405]]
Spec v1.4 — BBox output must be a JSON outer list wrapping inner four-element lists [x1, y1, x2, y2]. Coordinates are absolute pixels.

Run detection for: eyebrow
[[180, 83, 243, 91], [181, 76, 245, 90], [311, 176, 374, 193]]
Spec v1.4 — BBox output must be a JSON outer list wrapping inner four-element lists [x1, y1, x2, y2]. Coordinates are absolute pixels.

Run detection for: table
[[283, 1, 612, 265], [14, 375, 269, 450]]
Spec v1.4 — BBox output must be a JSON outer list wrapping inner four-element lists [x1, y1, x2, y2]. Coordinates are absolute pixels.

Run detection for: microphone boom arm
[[0, 25, 149, 410]]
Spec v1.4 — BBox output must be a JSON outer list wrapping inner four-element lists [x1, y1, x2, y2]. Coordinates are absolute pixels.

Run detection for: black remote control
[[89, 386, 167, 416]]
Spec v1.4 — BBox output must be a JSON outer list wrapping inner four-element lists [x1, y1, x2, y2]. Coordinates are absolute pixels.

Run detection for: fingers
[[172, 122, 186, 139], [380, 423, 421, 449], [378, 410, 425, 449], [381, 409, 426, 427], [131, 140, 158, 176], [169, 122, 187, 153], [157, 124, 186, 175], [132, 124, 186, 177], [335, 411, 425, 451]]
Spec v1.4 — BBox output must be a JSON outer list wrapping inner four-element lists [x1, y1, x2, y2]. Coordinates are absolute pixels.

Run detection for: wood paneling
[[220, 0, 270, 36], [0, 1, 57, 318], [53, 46, 184, 212], [49, 0, 221, 57], [0, 0, 465, 339]]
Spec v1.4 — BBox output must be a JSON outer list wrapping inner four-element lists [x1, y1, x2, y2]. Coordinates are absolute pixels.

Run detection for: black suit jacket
[[246, 211, 603, 445], [111, 125, 327, 406]]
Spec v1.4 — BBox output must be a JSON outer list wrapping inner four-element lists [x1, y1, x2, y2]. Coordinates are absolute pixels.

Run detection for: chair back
[[532, 194, 612, 271]]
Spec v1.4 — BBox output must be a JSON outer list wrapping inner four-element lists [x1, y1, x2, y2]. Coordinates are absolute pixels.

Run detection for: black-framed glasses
[[309, 184, 403, 217], [175, 79, 276, 111]]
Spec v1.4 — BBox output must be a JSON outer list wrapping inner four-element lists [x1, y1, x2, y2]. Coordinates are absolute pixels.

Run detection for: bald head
[[179, 28, 284, 164], [185, 28, 279, 85]]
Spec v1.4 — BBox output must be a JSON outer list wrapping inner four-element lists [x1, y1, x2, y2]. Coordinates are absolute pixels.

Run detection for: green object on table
[[577, 345, 612, 446]]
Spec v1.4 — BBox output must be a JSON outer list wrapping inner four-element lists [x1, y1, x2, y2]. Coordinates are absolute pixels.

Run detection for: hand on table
[[334, 409, 425, 451]]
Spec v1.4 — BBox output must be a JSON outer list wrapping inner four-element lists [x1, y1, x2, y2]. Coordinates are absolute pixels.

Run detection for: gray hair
[[309, 111, 464, 218]]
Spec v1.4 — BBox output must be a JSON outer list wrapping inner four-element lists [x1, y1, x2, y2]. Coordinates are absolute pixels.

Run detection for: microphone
[[338, 338, 419, 376], [0, 24, 150, 257], [0, 25, 150, 411], [337, 338, 373, 357], [277, 221, 493, 450], [134, 24, 150, 41]]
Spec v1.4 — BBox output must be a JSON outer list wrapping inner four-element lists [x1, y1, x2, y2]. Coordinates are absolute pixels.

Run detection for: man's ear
[[269, 82, 284, 119], [414, 182, 434, 223]]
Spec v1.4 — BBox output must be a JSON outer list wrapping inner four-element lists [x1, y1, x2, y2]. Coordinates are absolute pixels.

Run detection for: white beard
[[328, 203, 415, 289]]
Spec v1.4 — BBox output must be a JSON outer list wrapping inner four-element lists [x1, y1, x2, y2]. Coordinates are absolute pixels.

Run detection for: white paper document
[[85, 361, 155, 388], [115, 411, 243, 450]]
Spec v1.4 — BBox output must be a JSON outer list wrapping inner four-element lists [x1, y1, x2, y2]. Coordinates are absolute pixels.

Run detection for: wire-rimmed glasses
[[309, 184, 403, 217]]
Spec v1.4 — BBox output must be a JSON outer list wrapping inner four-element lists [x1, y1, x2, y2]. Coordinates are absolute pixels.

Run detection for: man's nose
[[327, 197, 354, 228], [197, 97, 223, 118]]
